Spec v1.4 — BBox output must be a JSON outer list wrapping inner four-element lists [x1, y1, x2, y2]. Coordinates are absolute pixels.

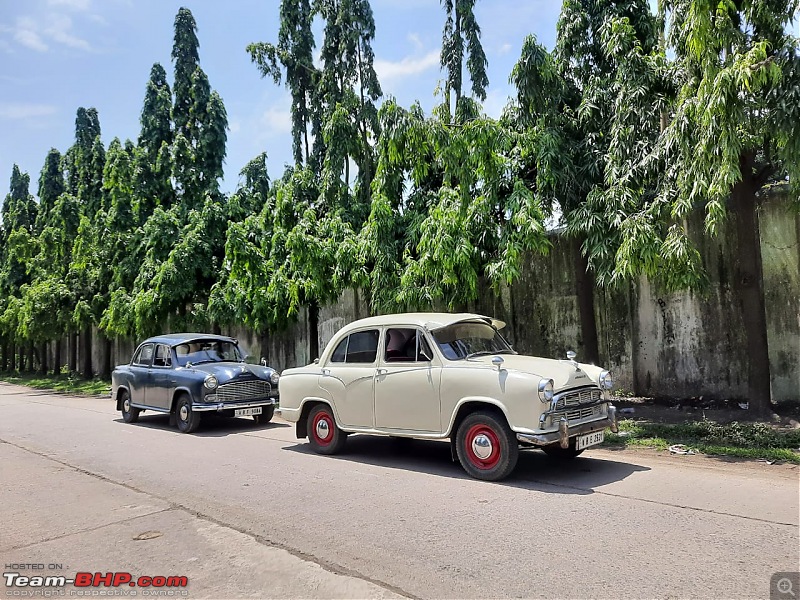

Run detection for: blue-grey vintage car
[[111, 333, 280, 433]]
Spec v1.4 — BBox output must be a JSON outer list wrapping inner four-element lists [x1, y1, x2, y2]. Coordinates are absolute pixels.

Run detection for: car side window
[[153, 344, 172, 368], [133, 343, 154, 367], [345, 330, 379, 363], [330, 337, 348, 363], [385, 329, 433, 363]]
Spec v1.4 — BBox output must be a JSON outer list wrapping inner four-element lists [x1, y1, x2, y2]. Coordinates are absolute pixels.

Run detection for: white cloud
[[47, 0, 91, 10], [229, 119, 241, 134], [13, 18, 48, 52], [44, 15, 90, 50], [6, 14, 91, 52], [259, 106, 292, 137], [498, 43, 512, 55], [407, 33, 424, 52], [0, 103, 57, 119], [375, 49, 440, 83]]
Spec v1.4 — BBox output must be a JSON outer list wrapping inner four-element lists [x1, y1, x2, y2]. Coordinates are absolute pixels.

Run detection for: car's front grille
[[553, 405, 603, 424], [555, 388, 602, 410], [216, 379, 271, 403]]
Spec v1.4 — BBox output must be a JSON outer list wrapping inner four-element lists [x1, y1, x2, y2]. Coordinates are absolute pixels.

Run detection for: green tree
[[135, 63, 174, 220], [510, 0, 663, 364], [597, 0, 800, 415], [440, 0, 489, 123], [247, 0, 318, 167]]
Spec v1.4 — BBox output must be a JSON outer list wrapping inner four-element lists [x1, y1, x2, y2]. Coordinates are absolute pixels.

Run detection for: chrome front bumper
[[517, 405, 618, 448], [192, 399, 278, 412]]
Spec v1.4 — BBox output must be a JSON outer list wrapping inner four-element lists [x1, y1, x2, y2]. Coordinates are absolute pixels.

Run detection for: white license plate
[[576, 430, 604, 451], [235, 407, 262, 417]]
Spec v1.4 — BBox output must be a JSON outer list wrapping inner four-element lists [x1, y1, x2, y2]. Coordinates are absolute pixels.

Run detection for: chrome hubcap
[[179, 405, 189, 421], [316, 418, 330, 440], [472, 434, 493, 460], [123, 398, 130, 412]]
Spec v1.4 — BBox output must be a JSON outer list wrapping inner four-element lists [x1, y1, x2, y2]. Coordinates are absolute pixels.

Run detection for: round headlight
[[538, 378, 554, 403], [204, 375, 218, 390], [270, 371, 280, 386], [599, 370, 613, 390]]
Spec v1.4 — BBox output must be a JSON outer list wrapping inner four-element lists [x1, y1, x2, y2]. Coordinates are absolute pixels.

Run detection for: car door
[[149, 344, 175, 409], [317, 329, 379, 429], [129, 343, 154, 405], [374, 328, 442, 432]]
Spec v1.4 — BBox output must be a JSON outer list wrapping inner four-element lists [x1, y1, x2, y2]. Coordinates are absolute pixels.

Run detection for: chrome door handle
[[321, 369, 330, 376], [376, 368, 388, 376]]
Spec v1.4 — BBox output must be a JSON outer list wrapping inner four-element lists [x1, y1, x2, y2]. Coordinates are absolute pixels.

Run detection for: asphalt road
[[1, 382, 798, 600]]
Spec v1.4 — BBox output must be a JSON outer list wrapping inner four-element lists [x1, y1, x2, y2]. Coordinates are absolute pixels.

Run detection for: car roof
[[140, 333, 238, 347], [341, 312, 506, 331]]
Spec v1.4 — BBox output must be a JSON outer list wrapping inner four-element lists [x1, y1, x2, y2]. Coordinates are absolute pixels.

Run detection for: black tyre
[[307, 404, 347, 455], [253, 405, 275, 425], [175, 394, 201, 433], [542, 440, 585, 460], [455, 411, 519, 481], [120, 389, 140, 424]]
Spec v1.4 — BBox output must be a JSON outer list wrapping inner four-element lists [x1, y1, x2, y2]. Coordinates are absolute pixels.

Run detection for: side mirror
[[313, 358, 320, 364], [260, 357, 267, 367], [492, 356, 505, 370]]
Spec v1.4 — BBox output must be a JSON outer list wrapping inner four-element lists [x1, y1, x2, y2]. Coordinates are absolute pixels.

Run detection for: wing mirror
[[492, 356, 505, 370], [313, 358, 320, 364], [261, 357, 267, 367]]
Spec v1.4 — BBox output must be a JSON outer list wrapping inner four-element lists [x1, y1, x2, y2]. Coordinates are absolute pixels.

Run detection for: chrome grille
[[216, 379, 271, 403], [553, 405, 603, 424], [555, 388, 602, 410]]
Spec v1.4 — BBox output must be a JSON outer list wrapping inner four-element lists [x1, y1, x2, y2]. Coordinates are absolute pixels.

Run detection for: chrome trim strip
[[191, 399, 277, 412], [129, 404, 169, 413]]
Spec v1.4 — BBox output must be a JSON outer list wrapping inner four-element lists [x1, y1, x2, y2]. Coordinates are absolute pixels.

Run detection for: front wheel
[[455, 411, 519, 481], [307, 404, 347, 455], [175, 394, 201, 433], [253, 405, 275, 425], [120, 390, 139, 424]]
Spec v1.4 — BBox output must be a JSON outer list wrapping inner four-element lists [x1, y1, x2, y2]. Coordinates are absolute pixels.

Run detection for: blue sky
[[0, 0, 563, 197]]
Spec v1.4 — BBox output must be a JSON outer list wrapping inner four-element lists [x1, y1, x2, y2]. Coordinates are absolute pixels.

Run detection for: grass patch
[[0, 372, 111, 396], [604, 419, 800, 464]]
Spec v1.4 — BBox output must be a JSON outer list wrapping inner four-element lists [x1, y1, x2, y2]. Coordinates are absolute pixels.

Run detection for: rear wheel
[[175, 394, 201, 433], [307, 404, 347, 455], [253, 405, 275, 425], [455, 411, 519, 481], [120, 390, 139, 424]]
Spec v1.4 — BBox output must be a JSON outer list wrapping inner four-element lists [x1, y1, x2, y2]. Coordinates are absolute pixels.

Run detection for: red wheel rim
[[465, 424, 501, 469], [312, 411, 334, 446]]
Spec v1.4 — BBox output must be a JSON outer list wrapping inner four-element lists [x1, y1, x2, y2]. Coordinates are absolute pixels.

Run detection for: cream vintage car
[[279, 313, 618, 481]]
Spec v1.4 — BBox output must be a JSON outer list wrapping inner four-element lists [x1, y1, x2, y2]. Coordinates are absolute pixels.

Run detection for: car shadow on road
[[115, 414, 290, 437], [284, 435, 650, 494]]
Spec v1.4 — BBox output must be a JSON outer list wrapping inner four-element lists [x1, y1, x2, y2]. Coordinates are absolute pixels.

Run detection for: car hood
[[462, 354, 599, 390], [184, 362, 275, 382]]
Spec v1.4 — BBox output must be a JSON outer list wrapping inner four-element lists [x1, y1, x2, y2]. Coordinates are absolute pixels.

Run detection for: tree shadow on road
[[283, 435, 650, 494], [114, 414, 290, 437]]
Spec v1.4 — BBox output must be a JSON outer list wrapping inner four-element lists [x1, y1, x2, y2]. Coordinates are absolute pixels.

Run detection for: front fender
[[444, 397, 512, 436]]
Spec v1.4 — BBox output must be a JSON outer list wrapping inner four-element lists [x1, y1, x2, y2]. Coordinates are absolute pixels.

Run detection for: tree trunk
[[9, 342, 16, 372], [26, 344, 34, 373], [81, 327, 93, 379], [68, 333, 77, 373], [97, 334, 111, 379], [53, 339, 62, 376], [1, 342, 7, 372], [731, 178, 771, 416], [39, 342, 48, 374], [259, 330, 270, 366], [573, 237, 600, 365], [308, 300, 320, 363]]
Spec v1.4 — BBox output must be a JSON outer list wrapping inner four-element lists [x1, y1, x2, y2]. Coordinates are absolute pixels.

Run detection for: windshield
[[431, 321, 514, 360], [174, 340, 243, 366]]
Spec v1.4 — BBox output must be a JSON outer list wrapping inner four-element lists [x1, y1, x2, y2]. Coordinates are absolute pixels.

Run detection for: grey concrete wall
[[54, 190, 799, 402]]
